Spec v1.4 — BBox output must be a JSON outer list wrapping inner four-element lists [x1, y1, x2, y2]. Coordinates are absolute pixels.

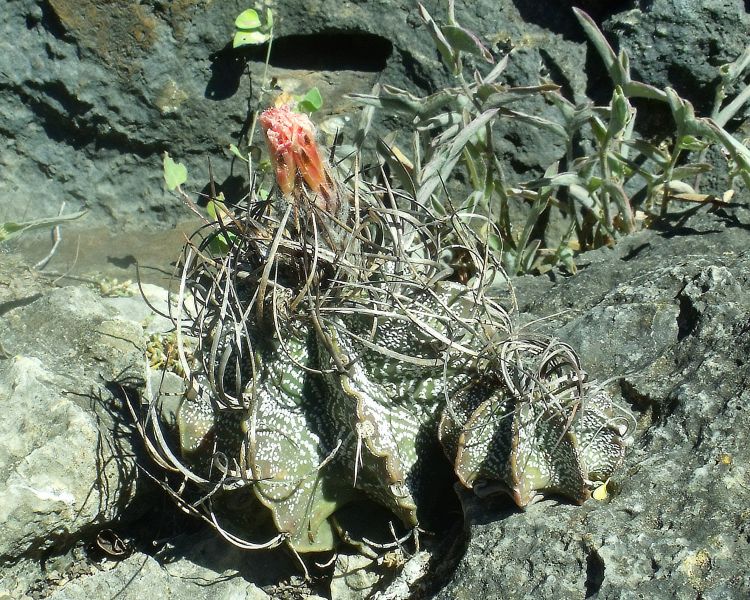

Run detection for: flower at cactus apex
[[259, 105, 336, 211]]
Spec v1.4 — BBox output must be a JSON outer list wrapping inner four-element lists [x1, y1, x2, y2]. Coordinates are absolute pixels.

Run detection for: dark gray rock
[[0, 0, 588, 233], [2, 0, 747, 246], [435, 205, 750, 600], [604, 0, 750, 115], [4, 0, 746, 254]]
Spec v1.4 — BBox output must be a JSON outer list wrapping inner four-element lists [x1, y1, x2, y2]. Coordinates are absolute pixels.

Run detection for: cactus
[[139, 105, 634, 558]]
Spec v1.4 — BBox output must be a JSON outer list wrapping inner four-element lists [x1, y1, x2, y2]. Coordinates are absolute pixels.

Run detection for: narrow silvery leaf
[[602, 180, 635, 233], [0, 211, 87, 243], [441, 25, 493, 62], [573, 8, 621, 85], [501, 108, 568, 139], [418, 3, 456, 69], [484, 53, 510, 83], [524, 172, 583, 190], [417, 108, 500, 204], [720, 46, 750, 84], [354, 84, 378, 149], [480, 84, 560, 108], [622, 139, 670, 166]]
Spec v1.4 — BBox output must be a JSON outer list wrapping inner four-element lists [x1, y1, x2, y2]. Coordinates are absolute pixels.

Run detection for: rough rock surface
[[7, 0, 738, 233], [41, 534, 285, 600], [0, 0, 572, 227], [0, 354, 132, 561], [42, 553, 271, 600], [0, 258, 297, 599], [0, 265, 149, 561], [604, 0, 750, 114], [435, 206, 750, 600], [0, 531, 295, 600]]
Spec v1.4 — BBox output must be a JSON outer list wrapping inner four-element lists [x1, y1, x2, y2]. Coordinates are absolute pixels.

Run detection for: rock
[[604, 0, 750, 115], [1, 284, 143, 380], [435, 206, 750, 599], [0, 355, 133, 561], [0, 259, 178, 595], [0, 521, 299, 600], [43, 550, 271, 600], [331, 554, 382, 600], [371, 551, 432, 600], [0, 0, 597, 233], [329, 550, 433, 600]]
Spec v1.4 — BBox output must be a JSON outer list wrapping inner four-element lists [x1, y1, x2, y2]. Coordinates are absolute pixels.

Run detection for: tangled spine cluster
[[138, 105, 634, 557]]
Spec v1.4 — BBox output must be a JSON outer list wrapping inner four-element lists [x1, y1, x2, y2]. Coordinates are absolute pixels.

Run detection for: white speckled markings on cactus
[[138, 105, 635, 560]]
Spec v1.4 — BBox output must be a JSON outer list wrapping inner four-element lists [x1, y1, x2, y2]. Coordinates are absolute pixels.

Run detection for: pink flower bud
[[259, 105, 331, 201]]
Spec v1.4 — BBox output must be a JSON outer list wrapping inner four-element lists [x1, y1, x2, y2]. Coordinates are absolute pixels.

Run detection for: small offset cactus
[[139, 104, 634, 559]]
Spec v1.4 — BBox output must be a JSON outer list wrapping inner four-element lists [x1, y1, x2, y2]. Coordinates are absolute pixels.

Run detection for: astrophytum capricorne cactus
[[140, 104, 635, 559]]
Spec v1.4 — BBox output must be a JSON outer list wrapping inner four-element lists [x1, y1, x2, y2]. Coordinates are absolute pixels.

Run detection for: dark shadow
[[621, 378, 678, 425], [713, 207, 750, 232], [648, 205, 723, 238], [581, 34, 619, 104], [19, 78, 163, 156], [577, 0, 636, 22], [584, 546, 606, 597], [0, 294, 43, 318], [412, 425, 462, 533], [510, 1, 582, 40], [657, 225, 723, 239], [108, 254, 137, 269], [510, 1, 633, 40], [40, 0, 74, 41], [196, 174, 249, 208], [241, 32, 393, 72], [677, 293, 700, 341], [620, 242, 651, 262], [666, 62, 717, 114], [205, 32, 392, 101], [649, 203, 736, 239], [205, 42, 249, 101], [539, 48, 577, 100], [27, 380, 158, 571]]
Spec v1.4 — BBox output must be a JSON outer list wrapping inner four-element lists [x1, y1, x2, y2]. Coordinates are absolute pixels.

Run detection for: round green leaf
[[235, 9, 261, 29], [297, 87, 323, 113], [163, 152, 187, 190]]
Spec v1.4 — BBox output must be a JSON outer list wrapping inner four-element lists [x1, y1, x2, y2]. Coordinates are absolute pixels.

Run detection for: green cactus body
[[143, 105, 634, 557]]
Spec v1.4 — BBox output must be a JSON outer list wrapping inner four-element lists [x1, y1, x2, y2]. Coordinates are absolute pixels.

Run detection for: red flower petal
[[259, 106, 330, 198]]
